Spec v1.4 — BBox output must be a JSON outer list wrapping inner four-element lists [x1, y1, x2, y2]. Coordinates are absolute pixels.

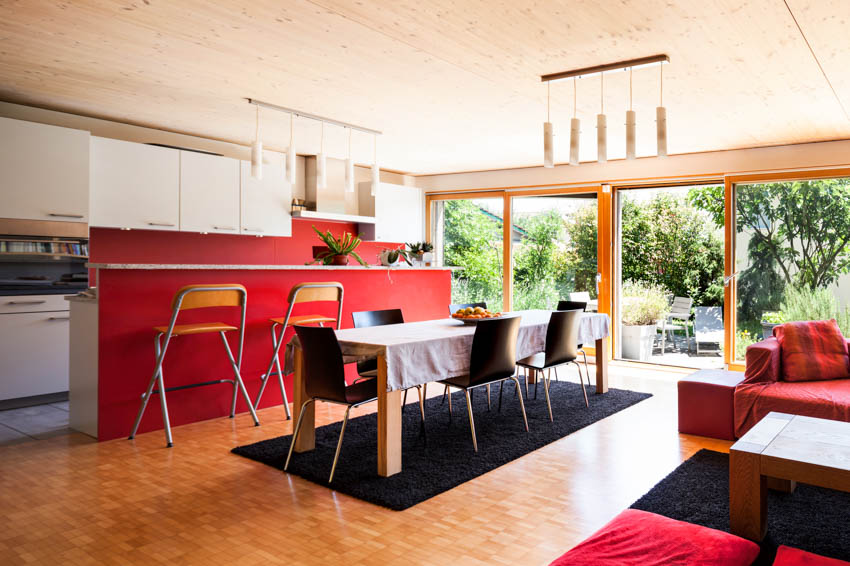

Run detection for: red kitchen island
[[68, 263, 453, 441]]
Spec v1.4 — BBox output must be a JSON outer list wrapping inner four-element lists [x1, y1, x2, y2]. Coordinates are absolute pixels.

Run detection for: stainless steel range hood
[[303, 155, 359, 217]]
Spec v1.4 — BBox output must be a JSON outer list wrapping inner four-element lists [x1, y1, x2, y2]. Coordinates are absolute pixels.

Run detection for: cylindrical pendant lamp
[[656, 63, 668, 157], [597, 73, 606, 163], [286, 113, 296, 184], [317, 122, 327, 190], [569, 78, 580, 166], [626, 110, 636, 160], [344, 128, 354, 193], [543, 121, 554, 168], [251, 104, 263, 179]]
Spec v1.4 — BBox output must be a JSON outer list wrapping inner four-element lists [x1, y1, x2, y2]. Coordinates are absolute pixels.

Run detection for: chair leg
[[534, 374, 539, 400], [498, 380, 504, 413], [464, 389, 477, 452], [284, 399, 314, 472], [523, 369, 529, 399], [130, 334, 167, 443], [446, 385, 453, 419], [553, 366, 559, 381], [329, 406, 352, 483], [156, 362, 174, 447], [441, 384, 449, 405], [543, 369, 553, 422], [220, 332, 260, 426], [402, 388, 409, 415], [486, 383, 491, 411], [417, 384, 426, 423], [510, 376, 529, 432], [574, 361, 589, 407], [580, 350, 590, 387], [254, 323, 284, 411]]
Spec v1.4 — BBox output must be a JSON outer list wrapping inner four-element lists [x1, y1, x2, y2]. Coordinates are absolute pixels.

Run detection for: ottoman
[[773, 546, 850, 565], [678, 369, 745, 440], [548, 509, 759, 566]]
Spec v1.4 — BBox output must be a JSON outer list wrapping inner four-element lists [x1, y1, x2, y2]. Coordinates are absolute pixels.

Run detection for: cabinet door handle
[[49, 213, 84, 219], [147, 222, 176, 227], [6, 300, 47, 305], [48, 316, 70, 321], [212, 226, 236, 231], [242, 227, 264, 232]]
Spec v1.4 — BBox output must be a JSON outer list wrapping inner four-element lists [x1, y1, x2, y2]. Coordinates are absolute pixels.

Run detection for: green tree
[[562, 205, 598, 297], [512, 210, 565, 309], [443, 199, 503, 306]]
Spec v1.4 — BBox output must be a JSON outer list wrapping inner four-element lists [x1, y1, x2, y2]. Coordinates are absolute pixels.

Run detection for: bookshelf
[[0, 238, 89, 261]]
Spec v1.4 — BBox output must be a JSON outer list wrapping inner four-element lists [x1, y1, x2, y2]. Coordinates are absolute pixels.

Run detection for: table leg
[[292, 346, 315, 452], [377, 353, 402, 477], [595, 337, 609, 394], [730, 449, 767, 541], [767, 477, 796, 493]]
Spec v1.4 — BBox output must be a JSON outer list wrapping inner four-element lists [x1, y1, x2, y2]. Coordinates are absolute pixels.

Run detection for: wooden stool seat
[[153, 322, 238, 336], [270, 314, 337, 327]]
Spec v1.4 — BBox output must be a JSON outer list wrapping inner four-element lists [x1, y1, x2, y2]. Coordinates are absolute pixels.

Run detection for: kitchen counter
[[88, 263, 460, 270]]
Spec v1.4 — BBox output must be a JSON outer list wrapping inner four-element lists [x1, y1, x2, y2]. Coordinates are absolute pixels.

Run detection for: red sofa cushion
[[548, 509, 759, 566], [773, 545, 850, 565], [774, 320, 850, 382]]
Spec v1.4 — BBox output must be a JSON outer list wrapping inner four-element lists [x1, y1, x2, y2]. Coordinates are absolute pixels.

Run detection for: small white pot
[[621, 323, 657, 361]]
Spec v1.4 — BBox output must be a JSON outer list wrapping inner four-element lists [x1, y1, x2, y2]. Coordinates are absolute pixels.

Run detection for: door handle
[[212, 226, 236, 231], [49, 213, 84, 219], [7, 300, 47, 305], [147, 222, 176, 227], [48, 316, 70, 321], [242, 227, 264, 232]]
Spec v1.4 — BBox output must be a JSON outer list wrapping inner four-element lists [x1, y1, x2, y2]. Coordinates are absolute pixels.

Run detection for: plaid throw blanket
[[774, 319, 850, 382]]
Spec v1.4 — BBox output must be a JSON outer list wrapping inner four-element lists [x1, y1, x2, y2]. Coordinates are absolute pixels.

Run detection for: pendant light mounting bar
[[541, 54, 669, 83], [247, 98, 382, 136]]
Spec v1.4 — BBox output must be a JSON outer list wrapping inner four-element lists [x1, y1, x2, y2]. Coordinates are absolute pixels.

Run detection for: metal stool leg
[[272, 328, 291, 420], [285, 399, 314, 472], [157, 362, 174, 447], [255, 323, 286, 411], [130, 333, 168, 443], [329, 406, 352, 483], [464, 389, 477, 452], [220, 332, 260, 426]]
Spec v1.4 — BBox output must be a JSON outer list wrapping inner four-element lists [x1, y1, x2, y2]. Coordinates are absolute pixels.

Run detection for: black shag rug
[[631, 449, 850, 565], [233, 381, 651, 510]]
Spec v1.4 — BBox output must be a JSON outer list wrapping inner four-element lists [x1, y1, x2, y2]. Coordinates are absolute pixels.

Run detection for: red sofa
[[734, 335, 850, 438]]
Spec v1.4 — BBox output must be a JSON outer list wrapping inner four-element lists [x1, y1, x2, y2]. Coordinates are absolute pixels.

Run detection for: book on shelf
[[0, 240, 88, 256]]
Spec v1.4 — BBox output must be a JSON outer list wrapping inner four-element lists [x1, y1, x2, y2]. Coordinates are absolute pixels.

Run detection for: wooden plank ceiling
[[0, 0, 848, 174]]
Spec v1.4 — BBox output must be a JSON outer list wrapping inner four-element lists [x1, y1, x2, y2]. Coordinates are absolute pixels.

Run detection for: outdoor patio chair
[[660, 296, 693, 353], [694, 306, 724, 355]]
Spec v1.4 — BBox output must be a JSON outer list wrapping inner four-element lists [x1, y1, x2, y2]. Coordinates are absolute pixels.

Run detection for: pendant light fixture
[[317, 121, 327, 190], [656, 62, 668, 157], [371, 133, 379, 196], [626, 67, 636, 160], [569, 77, 580, 166], [597, 72, 607, 163], [286, 113, 296, 184], [251, 104, 263, 180], [344, 127, 354, 193], [543, 81, 554, 168]]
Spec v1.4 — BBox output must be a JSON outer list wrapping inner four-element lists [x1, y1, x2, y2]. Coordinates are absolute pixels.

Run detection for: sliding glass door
[[732, 175, 850, 362], [614, 184, 725, 368], [431, 196, 504, 309], [509, 193, 598, 310]]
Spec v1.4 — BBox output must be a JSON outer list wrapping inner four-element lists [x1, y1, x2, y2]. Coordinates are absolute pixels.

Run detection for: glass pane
[[510, 194, 598, 310], [616, 184, 725, 368], [735, 177, 850, 361], [432, 197, 503, 310]]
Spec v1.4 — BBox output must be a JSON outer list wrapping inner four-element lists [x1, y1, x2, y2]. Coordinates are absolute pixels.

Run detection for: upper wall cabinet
[[240, 152, 291, 237], [359, 182, 423, 243], [0, 117, 90, 222], [180, 150, 240, 234], [89, 137, 179, 230]]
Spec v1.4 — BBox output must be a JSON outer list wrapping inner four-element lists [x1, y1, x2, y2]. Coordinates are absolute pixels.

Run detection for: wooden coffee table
[[730, 412, 850, 541]]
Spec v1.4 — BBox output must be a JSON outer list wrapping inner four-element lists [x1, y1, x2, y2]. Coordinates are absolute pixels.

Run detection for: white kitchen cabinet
[[359, 182, 423, 243], [89, 137, 180, 230], [0, 116, 89, 222], [240, 152, 292, 237], [180, 150, 240, 234], [0, 296, 70, 401]]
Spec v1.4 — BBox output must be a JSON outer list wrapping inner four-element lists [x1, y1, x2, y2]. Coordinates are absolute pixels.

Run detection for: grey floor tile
[[49, 401, 70, 412], [0, 404, 69, 437], [0, 423, 32, 446]]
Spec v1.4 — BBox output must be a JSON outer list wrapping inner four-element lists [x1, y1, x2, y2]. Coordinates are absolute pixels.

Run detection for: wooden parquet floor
[[0, 364, 730, 565]]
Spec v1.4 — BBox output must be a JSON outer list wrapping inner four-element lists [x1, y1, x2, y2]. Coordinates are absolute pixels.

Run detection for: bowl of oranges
[[451, 306, 502, 325]]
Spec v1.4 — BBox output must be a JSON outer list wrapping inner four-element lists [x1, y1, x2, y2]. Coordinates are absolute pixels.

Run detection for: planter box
[[622, 323, 657, 361], [761, 322, 781, 340]]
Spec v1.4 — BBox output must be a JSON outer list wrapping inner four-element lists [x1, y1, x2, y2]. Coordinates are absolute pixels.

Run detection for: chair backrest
[[468, 316, 521, 386], [694, 306, 723, 334], [544, 309, 582, 366], [569, 291, 591, 303], [172, 284, 246, 311], [557, 300, 587, 312], [294, 325, 347, 403], [352, 308, 404, 328], [449, 302, 487, 314], [670, 296, 693, 316], [288, 282, 344, 305]]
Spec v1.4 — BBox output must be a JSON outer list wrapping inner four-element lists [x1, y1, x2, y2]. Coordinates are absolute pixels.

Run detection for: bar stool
[[253, 282, 344, 418], [129, 284, 259, 447]]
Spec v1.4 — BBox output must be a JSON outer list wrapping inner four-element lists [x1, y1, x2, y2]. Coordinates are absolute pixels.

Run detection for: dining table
[[289, 309, 611, 477]]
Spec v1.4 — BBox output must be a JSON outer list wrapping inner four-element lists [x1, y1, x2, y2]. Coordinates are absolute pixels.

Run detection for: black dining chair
[[285, 325, 378, 483], [516, 310, 589, 422], [448, 302, 487, 314], [438, 316, 527, 452], [556, 299, 590, 381], [351, 308, 425, 422]]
